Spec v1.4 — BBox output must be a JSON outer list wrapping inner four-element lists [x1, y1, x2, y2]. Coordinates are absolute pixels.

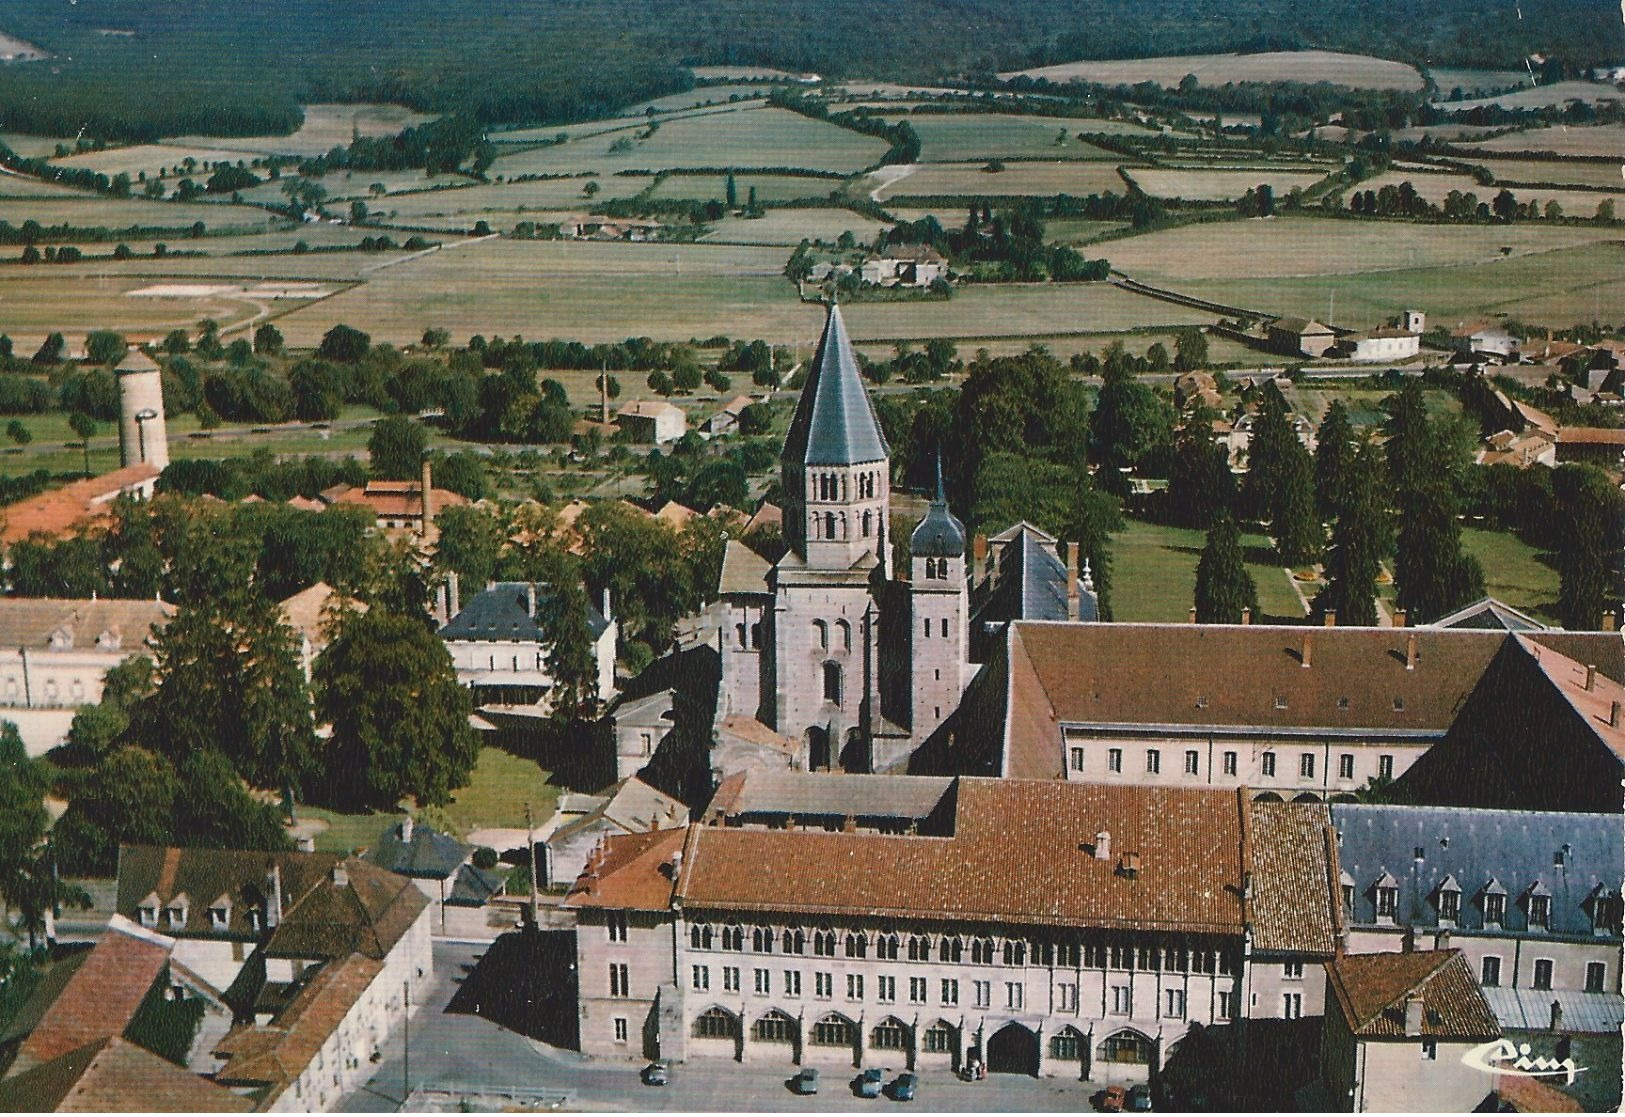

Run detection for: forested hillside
[[0, 0, 1614, 140]]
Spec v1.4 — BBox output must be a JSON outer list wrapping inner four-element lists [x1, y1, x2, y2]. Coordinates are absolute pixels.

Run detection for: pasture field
[[1475, 158, 1625, 189], [1110, 518, 1306, 623], [173, 103, 437, 157], [1101, 217, 1618, 283], [372, 176, 654, 227], [888, 113, 1130, 162], [690, 65, 814, 81], [1428, 69, 1532, 96], [1447, 81, 1625, 112], [1122, 166, 1330, 201], [1461, 123, 1625, 157], [620, 86, 778, 115], [50, 245, 418, 280], [48, 143, 265, 179], [842, 283, 1209, 340], [1347, 170, 1481, 203], [0, 134, 77, 158], [1388, 124, 1504, 143], [490, 107, 888, 178], [1002, 50, 1424, 91], [1171, 241, 1625, 330], [869, 161, 1131, 200], [1494, 187, 1625, 216], [0, 195, 279, 231], [0, 173, 108, 199], [1045, 217, 1128, 243], [492, 104, 753, 146], [648, 173, 841, 203], [0, 273, 267, 349], [702, 207, 888, 245], [1460, 528, 1560, 623]]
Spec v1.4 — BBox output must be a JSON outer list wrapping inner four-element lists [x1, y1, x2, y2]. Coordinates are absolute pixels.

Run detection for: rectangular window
[[1164, 989, 1185, 1019], [1217, 991, 1234, 1020], [1146, 748, 1161, 774], [1379, 754, 1394, 779], [1421, 1040, 1438, 1061], [1261, 752, 1276, 778], [1481, 957, 1501, 988], [1184, 750, 1199, 775], [754, 968, 770, 995], [941, 979, 959, 1006], [1339, 754, 1355, 779], [606, 912, 629, 942], [847, 974, 864, 1001], [1108, 748, 1123, 773], [1529, 897, 1551, 929], [1300, 753, 1315, 779], [1070, 746, 1086, 772], [1283, 992, 1303, 1019], [1377, 888, 1398, 918], [877, 975, 895, 1002], [692, 965, 710, 991], [1283, 961, 1304, 980], [1006, 982, 1024, 1010], [815, 972, 832, 999], [1439, 891, 1460, 921], [1223, 751, 1237, 776], [1110, 985, 1130, 1015], [613, 1018, 628, 1043], [1533, 959, 1554, 990], [724, 966, 740, 993], [1484, 894, 1506, 925], [909, 977, 927, 1004], [1058, 983, 1078, 1012], [1585, 961, 1606, 993], [609, 963, 629, 998], [974, 980, 992, 1009], [785, 970, 802, 997]]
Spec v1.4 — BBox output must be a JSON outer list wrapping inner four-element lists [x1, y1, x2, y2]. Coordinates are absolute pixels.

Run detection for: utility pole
[[402, 978, 410, 1104], [526, 801, 540, 925]]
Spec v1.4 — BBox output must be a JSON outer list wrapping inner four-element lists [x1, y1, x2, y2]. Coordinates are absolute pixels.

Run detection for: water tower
[[115, 348, 169, 470]]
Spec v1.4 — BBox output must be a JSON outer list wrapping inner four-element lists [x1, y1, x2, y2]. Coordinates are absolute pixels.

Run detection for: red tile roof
[[1556, 426, 1625, 446], [1246, 800, 1341, 955], [15, 917, 172, 1068], [332, 481, 468, 519], [1326, 950, 1501, 1040], [213, 953, 384, 1095], [1518, 635, 1625, 763], [0, 1037, 254, 1112], [0, 463, 160, 546]]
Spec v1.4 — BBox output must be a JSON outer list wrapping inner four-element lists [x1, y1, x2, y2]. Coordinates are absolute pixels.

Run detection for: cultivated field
[[0, 133, 77, 158], [1461, 123, 1625, 157], [620, 86, 778, 115], [1347, 170, 1482, 203], [892, 113, 1133, 161], [371, 176, 655, 228], [48, 143, 266, 179], [648, 173, 841, 203], [1474, 158, 1625, 188], [1122, 166, 1329, 201], [1428, 69, 1532, 97], [701, 208, 889, 245], [173, 103, 437, 157], [490, 107, 888, 178], [0, 173, 108, 199], [1002, 50, 1424, 91], [868, 161, 1132, 199], [1446, 81, 1625, 112], [0, 195, 279, 231], [690, 65, 815, 82], [841, 283, 1210, 340]]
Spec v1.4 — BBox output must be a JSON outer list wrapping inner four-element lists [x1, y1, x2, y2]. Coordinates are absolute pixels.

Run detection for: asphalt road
[[340, 943, 1111, 1113]]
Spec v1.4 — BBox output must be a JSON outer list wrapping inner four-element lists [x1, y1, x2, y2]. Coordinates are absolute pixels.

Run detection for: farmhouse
[[558, 215, 663, 241], [859, 244, 948, 287], [1335, 328, 1421, 362], [701, 396, 756, 436], [1554, 426, 1625, 466], [1268, 317, 1337, 358], [328, 471, 468, 536], [616, 399, 688, 444], [1452, 322, 1520, 360], [0, 463, 161, 548]]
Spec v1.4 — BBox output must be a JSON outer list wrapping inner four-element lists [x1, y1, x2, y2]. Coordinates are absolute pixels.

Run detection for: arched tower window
[[862, 510, 872, 537], [823, 662, 843, 707], [824, 512, 836, 540], [813, 620, 829, 650], [835, 619, 852, 651]]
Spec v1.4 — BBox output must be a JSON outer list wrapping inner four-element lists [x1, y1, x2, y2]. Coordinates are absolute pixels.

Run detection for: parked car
[[641, 1063, 669, 1086], [1099, 1085, 1128, 1111], [1127, 1084, 1154, 1111], [890, 1073, 918, 1101], [791, 1067, 820, 1095], [855, 1068, 885, 1098]]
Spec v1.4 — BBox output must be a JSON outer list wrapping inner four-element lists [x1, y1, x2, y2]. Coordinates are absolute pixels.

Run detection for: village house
[[0, 463, 161, 549], [1267, 317, 1338, 359], [277, 582, 361, 683], [539, 776, 688, 888], [557, 215, 663, 241], [701, 396, 756, 436], [565, 778, 1339, 1082], [859, 244, 948, 287], [616, 399, 688, 444], [1453, 322, 1520, 361], [1553, 426, 1625, 467], [438, 580, 618, 710], [1334, 328, 1422, 363], [326, 463, 468, 537], [1320, 950, 1502, 1112], [364, 817, 505, 938], [0, 597, 175, 757]]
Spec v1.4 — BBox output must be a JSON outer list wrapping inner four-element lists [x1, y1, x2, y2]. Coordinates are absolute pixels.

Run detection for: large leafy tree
[[1194, 515, 1258, 623], [53, 746, 180, 876], [435, 504, 505, 589], [315, 608, 478, 810], [0, 722, 49, 916], [1552, 464, 1625, 630], [367, 415, 428, 480], [1087, 361, 1174, 490]]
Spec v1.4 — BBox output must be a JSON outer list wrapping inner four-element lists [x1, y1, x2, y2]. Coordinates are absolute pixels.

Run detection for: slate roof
[[1426, 596, 1551, 631], [910, 466, 966, 559], [781, 304, 889, 466], [1326, 950, 1502, 1040], [1484, 987, 1624, 1035], [365, 819, 471, 881], [439, 581, 610, 642], [576, 780, 1254, 936], [13, 917, 172, 1070], [706, 770, 956, 828], [1330, 803, 1622, 935], [447, 862, 505, 906], [1247, 800, 1341, 955], [0, 1037, 254, 1113]]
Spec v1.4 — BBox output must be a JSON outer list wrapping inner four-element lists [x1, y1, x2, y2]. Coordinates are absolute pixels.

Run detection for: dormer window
[[1482, 889, 1506, 927], [1527, 894, 1551, 930], [1340, 871, 1356, 920], [94, 629, 122, 651], [48, 626, 74, 651], [1434, 876, 1461, 925], [138, 905, 158, 927], [209, 905, 230, 930], [1372, 872, 1399, 922], [166, 905, 186, 926], [1585, 886, 1622, 935]]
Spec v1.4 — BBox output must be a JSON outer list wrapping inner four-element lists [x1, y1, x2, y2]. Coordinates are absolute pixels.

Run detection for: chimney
[[1393, 609, 1407, 628], [1324, 609, 1336, 627], [600, 368, 610, 423], [1093, 830, 1112, 861], [332, 862, 349, 888], [1610, 700, 1621, 729], [400, 816, 414, 843], [1302, 632, 1313, 669], [265, 861, 282, 928], [1188, 606, 1198, 625], [1066, 543, 1080, 619], [526, 583, 537, 617], [447, 571, 461, 618], [1586, 664, 1598, 691], [974, 534, 991, 582], [1240, 607, 1252, 626], [1406, 633, 1419, 671], [1604, 611, 1618, 632], [1116, 852, 1141, 880], [602, 587, 613, 623], [1436, 928, 1451, 951], [420, 456, 434, 536], [1404, 993, 1425, 1036], [1550, 1000, 1564, 1033]]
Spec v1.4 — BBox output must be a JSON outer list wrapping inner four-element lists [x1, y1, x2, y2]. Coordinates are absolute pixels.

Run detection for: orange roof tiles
[[1326, 950, 1501, 1040], [332, 481, 468, 519], [213, 953, 384, 1094], [16, 918, 172, 1068], [1, 463, 160, 546], [1518, 635, 1625, 762], [0, 1037, 254, 1113]]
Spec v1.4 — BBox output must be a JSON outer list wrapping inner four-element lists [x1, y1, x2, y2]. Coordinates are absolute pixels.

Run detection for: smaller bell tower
[[908, 459, 968, 744]]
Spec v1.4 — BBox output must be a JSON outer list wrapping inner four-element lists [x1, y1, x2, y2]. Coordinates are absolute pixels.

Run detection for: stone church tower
[[908, 463, 970, 745]]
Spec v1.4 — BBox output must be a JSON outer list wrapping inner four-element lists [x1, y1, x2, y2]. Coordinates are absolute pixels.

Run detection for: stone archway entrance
[[986, 1022, 1039, 1076]]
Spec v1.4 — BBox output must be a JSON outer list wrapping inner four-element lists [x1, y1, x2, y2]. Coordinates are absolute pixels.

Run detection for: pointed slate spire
[[911, 451, 966, 558], [782, 302, 890, 466]]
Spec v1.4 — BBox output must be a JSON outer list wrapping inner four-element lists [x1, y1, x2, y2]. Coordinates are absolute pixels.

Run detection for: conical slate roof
[[114, 348, 160, 375], [911, 459, 965, 558], [782, 304, 889, 466]]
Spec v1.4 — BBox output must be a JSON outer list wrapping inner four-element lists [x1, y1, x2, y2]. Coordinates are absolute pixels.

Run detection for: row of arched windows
[[809, 510, 877, 541], [808, 470, 884, 503], [920, 557, 953, 579], [812, 619, 853, 652]]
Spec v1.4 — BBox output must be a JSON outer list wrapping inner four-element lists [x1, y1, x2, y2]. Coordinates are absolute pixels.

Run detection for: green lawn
[[1461, 526, 1561, 623], [297, 804, 392, 856], [1111, 517, 1306, 622]]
